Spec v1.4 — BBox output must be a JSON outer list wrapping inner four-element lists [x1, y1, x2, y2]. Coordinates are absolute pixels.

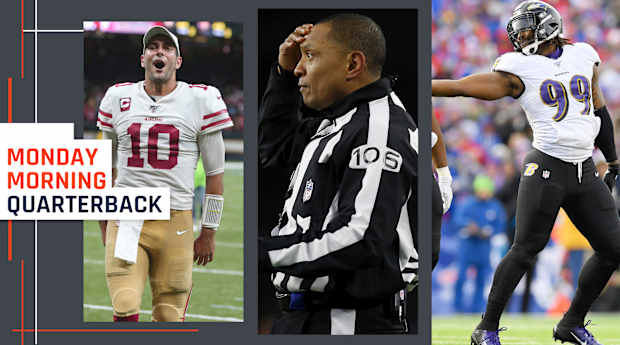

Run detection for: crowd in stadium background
[[432, 0, 620, 315]]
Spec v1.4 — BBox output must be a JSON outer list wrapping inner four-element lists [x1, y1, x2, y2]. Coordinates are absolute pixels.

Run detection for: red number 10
[[127, 123, 179, 169]]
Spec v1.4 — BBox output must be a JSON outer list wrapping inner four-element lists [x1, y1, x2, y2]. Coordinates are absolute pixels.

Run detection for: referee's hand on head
[[278, 24, 313, 73]]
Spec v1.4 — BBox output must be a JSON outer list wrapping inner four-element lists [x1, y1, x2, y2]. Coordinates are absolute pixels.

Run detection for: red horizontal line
[[203, 109, 227, 120], [98, 110, 112, 118], [12, 329, 199, 333], [98, 119, 113, 128], [201, 118, 232, 131]]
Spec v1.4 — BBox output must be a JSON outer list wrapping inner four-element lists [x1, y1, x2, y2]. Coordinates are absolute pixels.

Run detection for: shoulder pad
[[492, 52, 527, 75], [572, 42, 601, 65]]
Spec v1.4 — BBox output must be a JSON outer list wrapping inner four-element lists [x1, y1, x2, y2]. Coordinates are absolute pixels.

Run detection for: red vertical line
[[8, 78, 13, 262], [8, 77, 12, 122], [8, 221, 12, 261], [20, 0, 24, 79], [21, 260, 24, 345]]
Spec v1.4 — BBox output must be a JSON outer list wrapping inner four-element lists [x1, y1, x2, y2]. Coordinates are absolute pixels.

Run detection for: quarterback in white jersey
[[432, 1, 620, 344], [97, 25, 232, 322], [98, 80, 231, 208]]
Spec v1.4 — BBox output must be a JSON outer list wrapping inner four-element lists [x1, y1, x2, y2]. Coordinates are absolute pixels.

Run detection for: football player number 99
[[127, 123, 180, 169], [539, 75, 591, 122]]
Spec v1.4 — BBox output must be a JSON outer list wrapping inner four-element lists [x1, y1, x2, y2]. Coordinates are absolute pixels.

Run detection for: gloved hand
[[603, 162, 620, 192], [436, 166, 453, 214]]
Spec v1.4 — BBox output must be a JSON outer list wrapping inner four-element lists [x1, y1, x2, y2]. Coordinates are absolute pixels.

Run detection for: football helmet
[[507, 1, 563, 55]]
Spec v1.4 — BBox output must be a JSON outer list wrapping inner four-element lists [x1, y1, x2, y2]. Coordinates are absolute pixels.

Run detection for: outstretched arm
[[432, 71, 523, 100], [431, 113, 448, 168]]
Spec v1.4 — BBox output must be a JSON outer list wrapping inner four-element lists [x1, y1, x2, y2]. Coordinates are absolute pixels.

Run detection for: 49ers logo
[[120, 97, 131, 112]]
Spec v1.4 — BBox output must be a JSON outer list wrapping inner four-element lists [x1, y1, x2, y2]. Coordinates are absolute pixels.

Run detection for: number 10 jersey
[[97, 81, 233, 210], [493, 42, 601, 163]]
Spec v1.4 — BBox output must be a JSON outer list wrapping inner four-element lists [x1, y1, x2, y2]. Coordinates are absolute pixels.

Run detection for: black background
[[257, 8, 420, 333]]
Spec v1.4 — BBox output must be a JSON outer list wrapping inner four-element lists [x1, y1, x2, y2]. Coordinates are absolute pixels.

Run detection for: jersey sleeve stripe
[[114, 82, 133, 87], [97, 119, 113, 128], [203, 109, 228, 120], [98, 109, 113, 118], [201, 118, 232, 131]]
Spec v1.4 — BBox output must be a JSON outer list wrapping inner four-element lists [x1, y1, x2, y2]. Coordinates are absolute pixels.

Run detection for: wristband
[[436, 166, 452, 181], [201, 194, 224, 229]]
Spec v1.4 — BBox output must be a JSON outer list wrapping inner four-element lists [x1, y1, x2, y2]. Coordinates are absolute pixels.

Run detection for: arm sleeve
[[258, 63, 322, 168], [261, 115, 418, 277], [199, 86, 233, 134], [199, 131, 226, 176], [594, 106, 617, 162], [97, 87, 116, 132]]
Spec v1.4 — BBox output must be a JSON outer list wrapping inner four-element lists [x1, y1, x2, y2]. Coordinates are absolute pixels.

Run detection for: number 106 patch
[[349, 144, 402, 172]]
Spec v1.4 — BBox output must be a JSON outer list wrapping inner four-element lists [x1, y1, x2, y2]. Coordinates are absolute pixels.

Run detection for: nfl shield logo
[[542, 170, 551, 179], [303, 179, 314, 202], [150, 105, 160, 113]]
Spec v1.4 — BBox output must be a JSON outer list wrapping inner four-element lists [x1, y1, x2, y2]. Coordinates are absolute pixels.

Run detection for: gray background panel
[[0, 0, 431, 344]]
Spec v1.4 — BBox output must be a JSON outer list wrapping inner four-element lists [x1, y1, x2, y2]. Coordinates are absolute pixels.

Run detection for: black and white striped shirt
[[259, 65, 419, 304]]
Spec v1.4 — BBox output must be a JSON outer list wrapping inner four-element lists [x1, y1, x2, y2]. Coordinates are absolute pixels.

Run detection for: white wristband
[[436, 166, 452, 181], [201, 194, 224, 230]]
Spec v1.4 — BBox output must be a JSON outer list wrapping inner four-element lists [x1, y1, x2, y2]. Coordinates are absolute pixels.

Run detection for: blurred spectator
[[453, 175, 506, 313]]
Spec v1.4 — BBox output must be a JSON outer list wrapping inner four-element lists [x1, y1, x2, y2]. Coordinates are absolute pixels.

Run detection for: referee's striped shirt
[[259, 64, 419, 303]]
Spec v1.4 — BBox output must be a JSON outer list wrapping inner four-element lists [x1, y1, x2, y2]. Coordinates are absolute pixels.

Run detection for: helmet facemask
[[507, 1, 562, 56]]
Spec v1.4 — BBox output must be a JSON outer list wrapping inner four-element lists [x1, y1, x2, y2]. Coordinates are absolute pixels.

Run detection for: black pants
[[482, 149, 620, 329], [271, 301, 405, 334]]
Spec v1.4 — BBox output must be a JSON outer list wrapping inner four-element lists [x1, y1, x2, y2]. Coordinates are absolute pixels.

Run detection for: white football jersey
[[97, 81, 232, 209], [493, 42, 601, 162]]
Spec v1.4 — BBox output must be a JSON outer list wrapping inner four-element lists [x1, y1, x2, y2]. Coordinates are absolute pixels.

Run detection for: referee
[[258, 14, 438, 334]]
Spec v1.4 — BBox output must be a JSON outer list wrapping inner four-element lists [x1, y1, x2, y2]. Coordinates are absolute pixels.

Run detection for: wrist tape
[[201, 194, 224, 229]]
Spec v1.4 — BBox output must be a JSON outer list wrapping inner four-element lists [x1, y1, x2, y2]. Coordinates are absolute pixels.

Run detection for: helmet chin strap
[[521, 29, 559, 56]]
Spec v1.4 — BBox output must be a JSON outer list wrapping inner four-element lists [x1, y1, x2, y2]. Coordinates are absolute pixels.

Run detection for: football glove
[[604, 163, 619, 192]]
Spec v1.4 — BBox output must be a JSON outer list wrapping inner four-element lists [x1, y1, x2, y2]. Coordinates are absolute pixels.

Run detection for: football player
[[97, 25, 232, 322], [432, 1, 620, 344]]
